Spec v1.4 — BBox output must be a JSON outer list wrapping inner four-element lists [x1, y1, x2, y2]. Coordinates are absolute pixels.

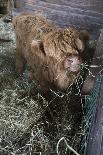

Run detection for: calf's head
[[31, 28, 89, 74], [31, 27, 90, 92]]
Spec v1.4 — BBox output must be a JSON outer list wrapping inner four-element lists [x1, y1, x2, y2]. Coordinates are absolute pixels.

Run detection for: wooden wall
[[13, 0, 103, 39]]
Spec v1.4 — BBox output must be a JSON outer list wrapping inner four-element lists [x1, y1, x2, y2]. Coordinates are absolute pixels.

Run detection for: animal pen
[[0, 0, 103, 155]]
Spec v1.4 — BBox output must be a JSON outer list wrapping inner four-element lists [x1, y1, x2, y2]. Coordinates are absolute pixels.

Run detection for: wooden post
[[86, 29, 103, 155], [0, 0, 8, 14]]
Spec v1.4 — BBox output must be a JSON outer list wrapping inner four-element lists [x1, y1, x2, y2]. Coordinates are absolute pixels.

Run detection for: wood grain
[[13, 0, 103, 39]]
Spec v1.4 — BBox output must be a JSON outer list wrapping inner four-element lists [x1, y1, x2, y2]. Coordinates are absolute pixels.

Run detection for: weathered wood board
[[85, 29, 103, 155], [13, 0, 103, 39]]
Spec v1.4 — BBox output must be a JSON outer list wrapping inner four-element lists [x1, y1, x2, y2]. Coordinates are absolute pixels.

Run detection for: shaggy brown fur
[[13, 13, 89, 92]]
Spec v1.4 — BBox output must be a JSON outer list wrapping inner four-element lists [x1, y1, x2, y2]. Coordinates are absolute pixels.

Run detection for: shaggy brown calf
[[13, 13, 89, 92]]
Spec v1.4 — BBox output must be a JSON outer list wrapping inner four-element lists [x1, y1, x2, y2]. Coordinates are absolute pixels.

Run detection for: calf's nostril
[[68, 59, 73, 64]]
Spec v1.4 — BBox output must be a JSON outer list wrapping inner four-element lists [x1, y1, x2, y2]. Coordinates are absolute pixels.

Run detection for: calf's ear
[[31, 40, 46, 56], [75, 30, 90, 52], [79, 30, 90, 43], [75, 38, 85, 52]]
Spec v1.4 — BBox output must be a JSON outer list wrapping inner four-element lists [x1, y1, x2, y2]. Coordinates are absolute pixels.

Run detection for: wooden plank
[[86, 77, 103, 155], [0, 0, 8, 14], [13, 0, 103, 39], [86, 29, 103, 155]]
